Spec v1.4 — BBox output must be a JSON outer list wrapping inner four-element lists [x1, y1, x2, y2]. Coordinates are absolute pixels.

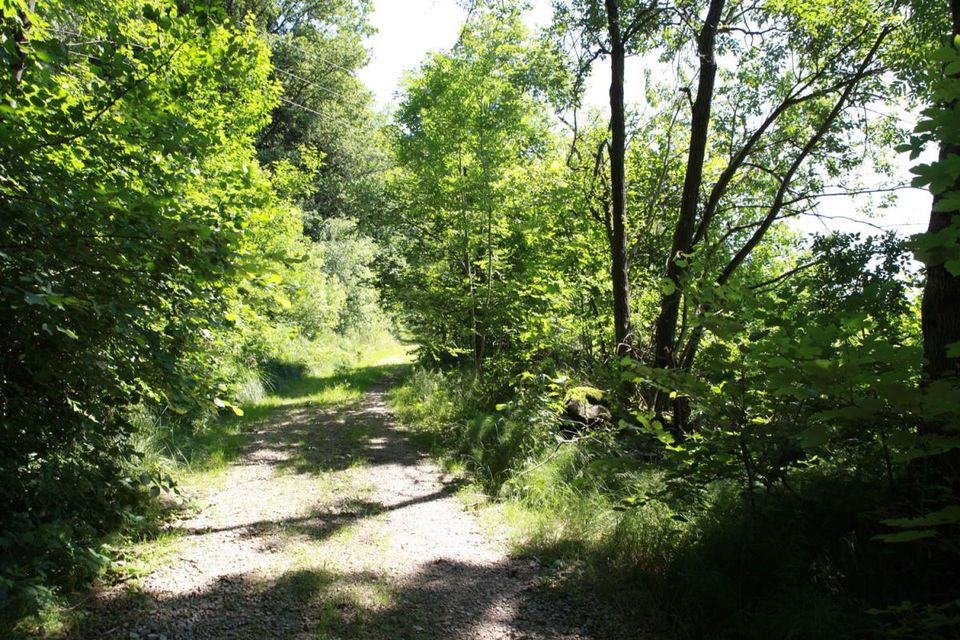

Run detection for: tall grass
[[6, 330, 411, 638], [388, 367, 953, 640]]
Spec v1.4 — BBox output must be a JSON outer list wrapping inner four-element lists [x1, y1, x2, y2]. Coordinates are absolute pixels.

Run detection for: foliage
[[2, 0, 957, 637], [230, 0, 389, 235], [386, 3, 587, 366], [905, 35, 960, 276], [0, 0, 390, 623], [0, 0, 283, 614], [383, 2, 959, 637]]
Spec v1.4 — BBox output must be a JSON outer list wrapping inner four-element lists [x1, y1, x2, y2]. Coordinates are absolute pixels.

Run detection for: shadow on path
[[176, 487, 464, 543], [238, 363, 426, 476], [82, 366, 644, 639], [88, 557, 635, 640]]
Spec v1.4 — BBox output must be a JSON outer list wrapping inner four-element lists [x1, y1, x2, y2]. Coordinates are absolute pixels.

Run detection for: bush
[[388, 358, 960, 640]]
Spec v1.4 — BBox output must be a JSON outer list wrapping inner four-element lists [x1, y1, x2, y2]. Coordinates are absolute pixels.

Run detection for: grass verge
[[388, 366, 959, 640], [7, 337, 413, 638]]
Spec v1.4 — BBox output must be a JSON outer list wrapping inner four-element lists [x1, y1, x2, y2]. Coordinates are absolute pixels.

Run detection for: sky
[[357, 0, 931, 239], [358, 0, 555, 109], [358, 0, 468, 108]]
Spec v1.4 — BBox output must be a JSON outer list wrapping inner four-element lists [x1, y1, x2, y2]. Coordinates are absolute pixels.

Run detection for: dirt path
[[88, 378, 637, 640]]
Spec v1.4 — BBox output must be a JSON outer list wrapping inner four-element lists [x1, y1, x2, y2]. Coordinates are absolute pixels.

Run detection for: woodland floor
[[80, 364, 641, 640]]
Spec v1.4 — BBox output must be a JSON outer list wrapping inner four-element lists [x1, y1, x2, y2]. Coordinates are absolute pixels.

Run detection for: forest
[[1, 0, 959, 638]]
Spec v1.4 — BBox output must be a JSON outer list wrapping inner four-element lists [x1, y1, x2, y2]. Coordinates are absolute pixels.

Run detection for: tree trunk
[[606, 0, 632, 354], [918, 0, 960, 492], [651, 0, 725, 371], [479, 107, 494, 365], [923, 0, 960, 382], [458, 148, 480, 368], [13, 1, 37, 85]]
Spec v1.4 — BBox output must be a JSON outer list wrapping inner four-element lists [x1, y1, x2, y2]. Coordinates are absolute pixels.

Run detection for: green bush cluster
[[389, 233, 960, 638], [0, 0, 279, 615], [0, 0, 390, 624]]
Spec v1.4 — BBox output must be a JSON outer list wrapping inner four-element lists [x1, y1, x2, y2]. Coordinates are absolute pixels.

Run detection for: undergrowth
[[389, 367, 960, 640], [3, 332, 409, 638]]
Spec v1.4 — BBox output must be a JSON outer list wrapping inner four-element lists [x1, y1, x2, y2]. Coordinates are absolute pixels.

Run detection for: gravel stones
[[85, 381, 643, 640]]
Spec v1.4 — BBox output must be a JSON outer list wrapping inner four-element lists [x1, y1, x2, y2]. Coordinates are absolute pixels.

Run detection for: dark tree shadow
[[76, 367, 652, 639], [270, 363, 410, 403], [176, 486, 464, 546], [168, 362, 413, 476], [83, 557, 643, 640], [227, 364, 428, 476]]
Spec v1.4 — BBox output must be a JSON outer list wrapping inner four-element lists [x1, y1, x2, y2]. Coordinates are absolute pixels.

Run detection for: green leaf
[[947, 342, 960, 359], [872, 529, 937, 544], [56, 326, 78, 340], [932, 196, 960, 212], [213, 398, 245, 417], [883, 505, 960, 529], [799, 423, 830, 448]]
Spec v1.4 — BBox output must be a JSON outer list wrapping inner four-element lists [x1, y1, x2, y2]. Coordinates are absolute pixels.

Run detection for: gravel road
[[86, 379, 641, 640]]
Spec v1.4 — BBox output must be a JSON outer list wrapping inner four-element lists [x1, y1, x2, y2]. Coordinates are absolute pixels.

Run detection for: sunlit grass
[[86, 336, 415, 635], [108, 529, 185, 583], [166, 338, 414, 484]]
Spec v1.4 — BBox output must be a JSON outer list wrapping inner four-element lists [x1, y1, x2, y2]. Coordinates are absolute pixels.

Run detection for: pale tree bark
[[457, 147, 480, 367], [13, 1, 37, 85]]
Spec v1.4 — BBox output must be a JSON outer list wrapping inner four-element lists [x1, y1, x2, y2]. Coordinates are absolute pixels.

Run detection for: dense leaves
[[2, 0, 959, 637], [0, 0, 386, 620], [382, 1, 960, 638], [1, 0, 278, 602]]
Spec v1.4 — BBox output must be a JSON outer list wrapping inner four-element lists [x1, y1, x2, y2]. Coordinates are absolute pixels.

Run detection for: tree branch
[[716, 25, 894, 287]]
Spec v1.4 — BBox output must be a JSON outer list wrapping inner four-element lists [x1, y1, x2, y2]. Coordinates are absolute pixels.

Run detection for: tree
[[226, 0, 387, 234], [0, 0, 300, 605], [650, 0, 725, 371], [904, 0, 960, 491], [552, 0, 657, 353], [914, 0, 960, 382], [639, 0, 898, 428], [390, 2, 559, 365]]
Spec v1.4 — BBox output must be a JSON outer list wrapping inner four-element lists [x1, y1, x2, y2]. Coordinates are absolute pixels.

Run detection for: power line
[[278, 96, 364, 131], [274, 67, 368, 109], [274, 37, 358, 76]]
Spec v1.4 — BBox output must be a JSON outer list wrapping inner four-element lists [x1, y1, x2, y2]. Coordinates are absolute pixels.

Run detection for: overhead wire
[[268, 37, 378, 130], [278, 96, 363, 131], [273, 67, 368, 109], [274, 37, 359, 76]]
